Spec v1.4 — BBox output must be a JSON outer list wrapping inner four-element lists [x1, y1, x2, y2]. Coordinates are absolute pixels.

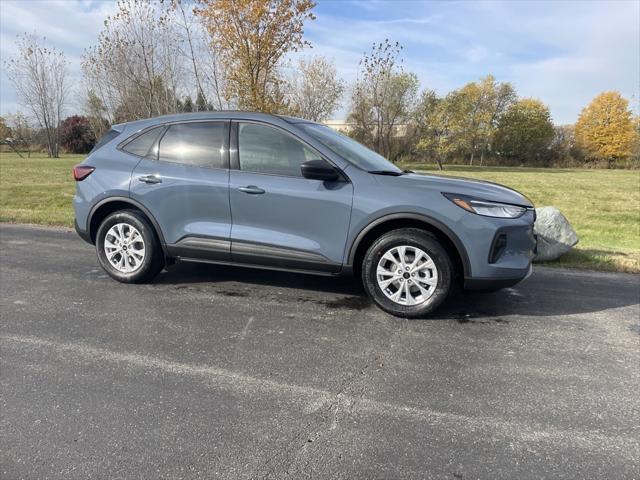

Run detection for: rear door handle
[[238, 185, 265, 195], [138, 175, 162, 184]]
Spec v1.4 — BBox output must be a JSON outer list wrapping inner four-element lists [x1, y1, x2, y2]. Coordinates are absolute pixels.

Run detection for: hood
[[388, 172, 533, 207]]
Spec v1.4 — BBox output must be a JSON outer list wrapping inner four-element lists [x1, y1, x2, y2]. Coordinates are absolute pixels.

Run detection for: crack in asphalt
[[258, 359, 374, 479]]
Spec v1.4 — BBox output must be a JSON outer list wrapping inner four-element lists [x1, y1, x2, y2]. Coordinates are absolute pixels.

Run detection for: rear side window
[[90, 128, 120, 153], [158, 122, 225, 168], [122, 126, 164, 158]]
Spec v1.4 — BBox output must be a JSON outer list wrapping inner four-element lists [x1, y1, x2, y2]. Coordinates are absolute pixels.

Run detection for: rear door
[[228, 121, 353, 273], [128, 121, 232, 261]]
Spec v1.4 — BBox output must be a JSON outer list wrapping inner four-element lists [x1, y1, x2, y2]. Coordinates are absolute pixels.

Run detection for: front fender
[[345, 211, 472, 278]]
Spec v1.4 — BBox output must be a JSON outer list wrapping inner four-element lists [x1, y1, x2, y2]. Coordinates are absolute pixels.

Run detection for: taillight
[[73, 165, 95, 181]]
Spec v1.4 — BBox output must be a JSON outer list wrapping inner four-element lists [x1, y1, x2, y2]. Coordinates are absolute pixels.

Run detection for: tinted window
[[122, 126, 164, 158], [158, 122, 225, 168], [238, 123, 319, 177], [90, 128, 120, 153]]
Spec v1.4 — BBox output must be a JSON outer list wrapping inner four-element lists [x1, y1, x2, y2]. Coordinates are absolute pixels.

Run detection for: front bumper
[[464, 264, 532, 291], [460, 209, 536, 290]]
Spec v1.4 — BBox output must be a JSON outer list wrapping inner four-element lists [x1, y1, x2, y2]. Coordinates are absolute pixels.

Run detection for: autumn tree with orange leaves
[[574, 91, 637, 167], [196, 0, 316, 112]]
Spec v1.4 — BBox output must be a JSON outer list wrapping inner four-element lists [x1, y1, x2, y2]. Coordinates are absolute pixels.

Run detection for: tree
[[4, 34, 69, 158], [81, 0, 227, 122], [195, 90, 214, 111], [285, 56, 344, 121], [85, 90, 111, 141], [182, 95, 194, 112], [82, 0, 182, 123], [478, 77, 516, 165], [495, 99, 555, 164], [172, 0, 209, 109], [632, 116, 640, 166], [414, 91, 455, 170], [0, 117, 21, 157], [445, 75, 515, 165], [548, 125, 580, 166], [574, 91, 636, 167], [5, 112, 35, 156], [196, 0, 316, 112], [0, 117, 11, 142], [60, 115, 96, 154], [170, 0, 227, 110], [347, 40, 419, 160]]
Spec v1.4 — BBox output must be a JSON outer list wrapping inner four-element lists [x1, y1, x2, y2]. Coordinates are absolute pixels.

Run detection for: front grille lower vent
[[489, 233, 508, 264]]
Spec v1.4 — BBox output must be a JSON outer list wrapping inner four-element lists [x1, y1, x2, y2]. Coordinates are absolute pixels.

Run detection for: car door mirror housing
[[300, 159, 341, 182]]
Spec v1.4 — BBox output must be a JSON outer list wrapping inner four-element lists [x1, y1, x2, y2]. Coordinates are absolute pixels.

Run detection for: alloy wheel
[[103, 223, 146, 273], [376, 245, 438, 305]]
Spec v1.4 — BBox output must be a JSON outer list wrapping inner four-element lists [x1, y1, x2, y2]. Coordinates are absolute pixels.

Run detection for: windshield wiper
[[368, 170, 405, 176]]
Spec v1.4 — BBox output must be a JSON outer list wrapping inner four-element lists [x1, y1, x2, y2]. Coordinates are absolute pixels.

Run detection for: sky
[[0, 0, 638, 124]]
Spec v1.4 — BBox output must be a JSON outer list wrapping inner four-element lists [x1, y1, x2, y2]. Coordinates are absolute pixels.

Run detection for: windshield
[[299, 124, 402, 173]]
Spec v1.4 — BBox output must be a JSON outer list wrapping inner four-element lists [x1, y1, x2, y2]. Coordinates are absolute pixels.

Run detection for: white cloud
[[302, 0, 640, 123], [0, 0, 117, 116], [476, 0, 640, 123], [1, 0, 637, 124]]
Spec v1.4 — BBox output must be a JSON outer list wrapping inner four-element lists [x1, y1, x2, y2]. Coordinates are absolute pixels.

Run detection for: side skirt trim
[[176, 256, 343, 277], [168, 236, 342, 274]]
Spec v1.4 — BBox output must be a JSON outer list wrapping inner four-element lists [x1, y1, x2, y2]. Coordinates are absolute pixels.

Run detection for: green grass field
[[0, 152, 83, 226], [1, 152, 638, 272]]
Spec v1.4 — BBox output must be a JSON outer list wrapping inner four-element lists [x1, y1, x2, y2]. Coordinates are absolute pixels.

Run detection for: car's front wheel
[[95, 210, 164, 283], [362, 228, 453, 318]]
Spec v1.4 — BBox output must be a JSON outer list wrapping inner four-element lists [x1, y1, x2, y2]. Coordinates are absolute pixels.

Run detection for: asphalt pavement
[[1, 223, 639, 479]]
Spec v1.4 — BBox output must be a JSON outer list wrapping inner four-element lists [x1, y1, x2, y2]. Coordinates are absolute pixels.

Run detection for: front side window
[[238, 123, 319, 177], [158, 122, 225, 168], [299, 123, 402, 173], [122, 126, 164, 158]]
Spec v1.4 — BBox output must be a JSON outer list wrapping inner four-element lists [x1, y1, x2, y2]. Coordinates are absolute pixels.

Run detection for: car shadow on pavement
[[157, 262, 639, 319], [158, 261, 365, 295], [429, 269, 638, 320]]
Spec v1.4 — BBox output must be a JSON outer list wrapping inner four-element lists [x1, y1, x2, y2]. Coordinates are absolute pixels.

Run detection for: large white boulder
[[533, 207, 579, 262]]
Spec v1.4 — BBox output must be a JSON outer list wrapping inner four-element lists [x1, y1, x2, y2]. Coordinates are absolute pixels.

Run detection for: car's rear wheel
[[362, 228, 452, 318], [96, 210, 164, 283]]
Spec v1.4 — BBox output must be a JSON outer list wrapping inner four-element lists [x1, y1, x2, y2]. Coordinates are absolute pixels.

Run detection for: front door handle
[[238, 185, 265, 195], [138, 175, 162, 184]]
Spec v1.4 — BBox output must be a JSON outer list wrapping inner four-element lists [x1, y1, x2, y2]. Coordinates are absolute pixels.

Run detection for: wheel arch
[[87, 197, 168, 256], [347, 213, 471, 280]]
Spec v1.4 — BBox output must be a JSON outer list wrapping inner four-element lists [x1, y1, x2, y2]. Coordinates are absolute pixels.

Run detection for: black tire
[[95, 209, 164, 283], [362, 228, 453, 318]]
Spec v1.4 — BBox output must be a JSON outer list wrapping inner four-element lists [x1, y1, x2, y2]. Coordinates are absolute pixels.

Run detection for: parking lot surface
[[1, 224, 639, 479]]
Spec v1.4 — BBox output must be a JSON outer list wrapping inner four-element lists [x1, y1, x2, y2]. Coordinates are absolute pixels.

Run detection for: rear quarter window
[[121, 126, 165, 158], [90, 128, 121, 153]]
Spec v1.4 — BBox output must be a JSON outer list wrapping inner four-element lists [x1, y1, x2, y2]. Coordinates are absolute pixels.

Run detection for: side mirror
[[300, 159, 340, 182]]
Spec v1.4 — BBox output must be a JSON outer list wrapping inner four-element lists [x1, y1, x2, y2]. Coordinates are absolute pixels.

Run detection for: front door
[[128, 121, 231, 261], [229, 121, 353, 273]]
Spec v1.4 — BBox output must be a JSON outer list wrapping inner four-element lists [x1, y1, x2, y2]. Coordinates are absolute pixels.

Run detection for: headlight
[[443, 193, 527, 218]]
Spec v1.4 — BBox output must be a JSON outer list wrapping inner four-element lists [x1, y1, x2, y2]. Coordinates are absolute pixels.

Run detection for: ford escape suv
[[73, 112, 535, 317]]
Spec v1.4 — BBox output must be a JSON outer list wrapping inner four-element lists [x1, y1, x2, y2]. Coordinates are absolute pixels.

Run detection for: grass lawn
[[1, 152, 638, 272], [0, 152, 83, 226]]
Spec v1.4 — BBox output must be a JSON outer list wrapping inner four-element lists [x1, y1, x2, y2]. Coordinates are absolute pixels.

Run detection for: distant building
[[323, 119, 411, 138], [322, 119, 354, 134]]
